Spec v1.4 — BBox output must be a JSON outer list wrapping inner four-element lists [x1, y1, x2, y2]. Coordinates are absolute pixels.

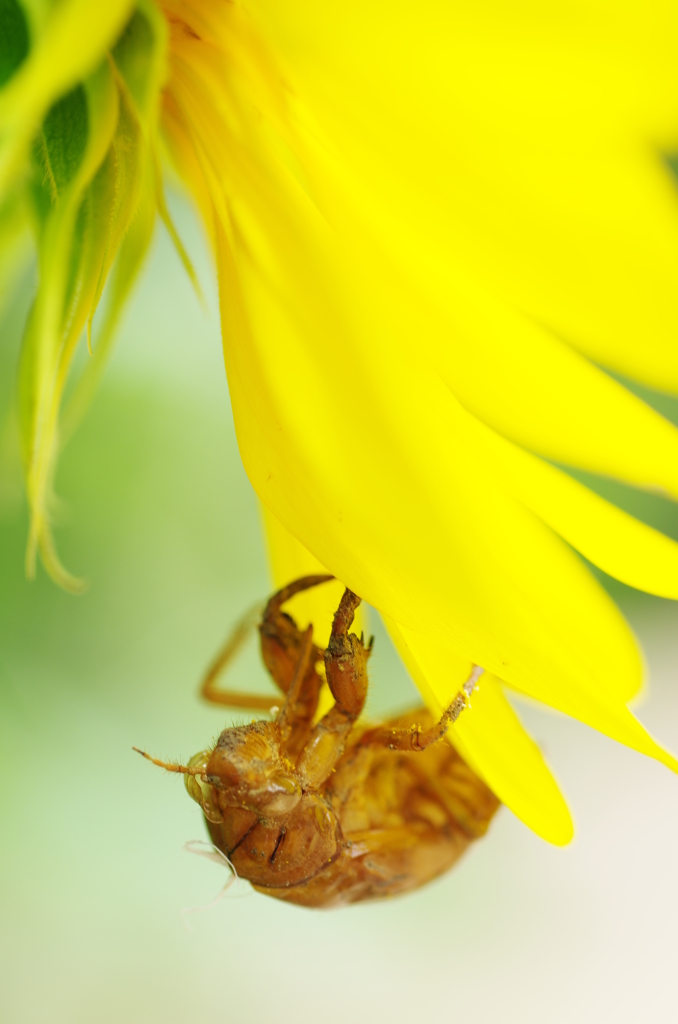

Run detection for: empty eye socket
[[268, 774, 299, 796], [244, 770, 300, 797], [264, 790, 301, 816], [248, 772, 302, 816]]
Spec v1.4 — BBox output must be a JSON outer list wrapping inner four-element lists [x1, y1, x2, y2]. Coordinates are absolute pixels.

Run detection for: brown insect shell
[[203, 720, 302, 819]]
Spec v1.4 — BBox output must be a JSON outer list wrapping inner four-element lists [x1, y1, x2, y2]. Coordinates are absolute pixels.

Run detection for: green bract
[[1, 0, 173, 589], [0, 0, 30, 89]]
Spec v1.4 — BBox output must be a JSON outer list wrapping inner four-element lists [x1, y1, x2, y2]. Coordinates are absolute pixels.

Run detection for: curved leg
[[359, 667, 484, 752], [275, 625, 315, 753], [199, 575, 334, 716], [259, 574, 333, 757], [200, 603, 280, 710], [296, 588, 373, 788], [258, 574, 333, 694]]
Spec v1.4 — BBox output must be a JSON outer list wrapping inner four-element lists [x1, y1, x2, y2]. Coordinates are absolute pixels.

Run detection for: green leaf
[[63, 0, 181, 432], [87, 80, 144, 339], [0, 0, 134, 200], [39, 83, 88, 197], [0, 0, 29, 88], [13, 3, 181, 591], [18, 58, 119, 589], [110, 1, 200, 301], [62, 159, 157, 442], [111, 3, 167, 120], [0, 183, 30, 316]]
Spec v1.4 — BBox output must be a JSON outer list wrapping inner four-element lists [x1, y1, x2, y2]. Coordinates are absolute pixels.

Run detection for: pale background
[[1, 200, 677, 1024]]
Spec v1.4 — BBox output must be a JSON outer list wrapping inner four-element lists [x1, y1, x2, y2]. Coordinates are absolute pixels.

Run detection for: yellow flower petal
[[431, 293, 678, 495], [161, 2, 678, 838], [262, 504, 366, 720], [386, 617, 574, 846], [262, 501, 365, 649], [478, 422, 678, 605], [251, 0, 678, 393]]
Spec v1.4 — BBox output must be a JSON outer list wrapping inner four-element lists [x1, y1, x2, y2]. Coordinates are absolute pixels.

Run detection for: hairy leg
[[200, 575, 334, 719], [200, 603, 280, 710], [258, 575, 333, 757], [296, 588, 373, 788], [358, 667, 484, 752]]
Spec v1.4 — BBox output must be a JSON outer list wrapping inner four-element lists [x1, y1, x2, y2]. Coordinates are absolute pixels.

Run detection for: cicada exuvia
[[136, 576, 499, 908]]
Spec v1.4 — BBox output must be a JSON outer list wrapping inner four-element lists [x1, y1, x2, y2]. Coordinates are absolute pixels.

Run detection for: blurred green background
[[2, 199, 678, 1024]]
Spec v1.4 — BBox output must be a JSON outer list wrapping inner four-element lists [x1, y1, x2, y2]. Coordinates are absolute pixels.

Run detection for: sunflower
[[3, 0, 678, 844]]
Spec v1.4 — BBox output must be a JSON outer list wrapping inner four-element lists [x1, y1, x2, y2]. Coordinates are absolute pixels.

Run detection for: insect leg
[[200, 575, 334, 712], [258, 575, 334, 756], [296, 588, 372, 788], [323, 587, 371, 718], [258, 574, 333, 695], [275, 624, 316, 752], [200, 602, 280, 710], [359, 667, 484, 753]]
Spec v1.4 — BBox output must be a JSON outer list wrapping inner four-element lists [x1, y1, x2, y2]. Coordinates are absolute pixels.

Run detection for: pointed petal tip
[[522, 803, 575, 847], [655, 747, 678, 775], [498, 770, 575, 847]]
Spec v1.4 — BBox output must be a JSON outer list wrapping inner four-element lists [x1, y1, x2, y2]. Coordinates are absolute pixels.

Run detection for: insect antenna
[[132, 748, 204, 775]]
